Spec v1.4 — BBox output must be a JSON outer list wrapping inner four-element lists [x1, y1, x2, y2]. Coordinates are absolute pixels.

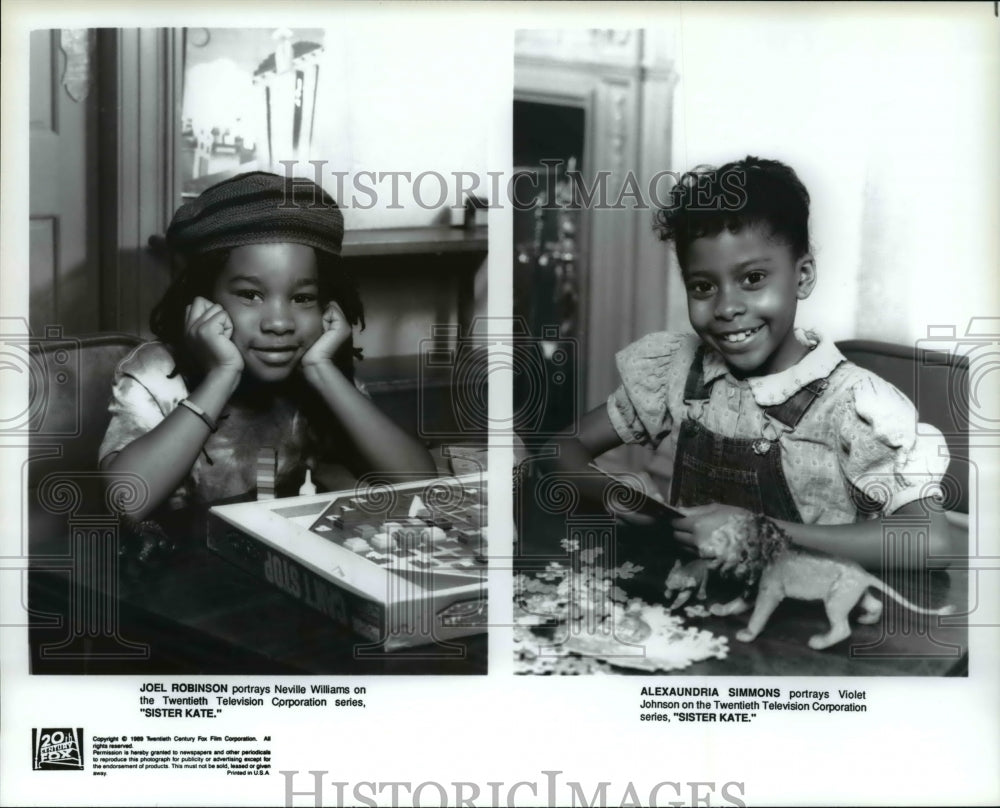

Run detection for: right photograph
[[512, 27, 975, 676]]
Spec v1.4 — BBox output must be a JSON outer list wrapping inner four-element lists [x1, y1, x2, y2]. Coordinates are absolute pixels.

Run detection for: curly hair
[[149, 246, 365, 385], [653, 156, 811, 269]]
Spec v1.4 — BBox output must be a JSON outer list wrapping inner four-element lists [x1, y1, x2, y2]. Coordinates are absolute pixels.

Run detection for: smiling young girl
[[555, 156, 955, 570], [100, 171, 436, 524]]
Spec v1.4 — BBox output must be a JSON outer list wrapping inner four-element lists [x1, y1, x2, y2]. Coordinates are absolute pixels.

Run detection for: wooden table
[[515, 506, 968, 677], [29, 542, 487, 676]]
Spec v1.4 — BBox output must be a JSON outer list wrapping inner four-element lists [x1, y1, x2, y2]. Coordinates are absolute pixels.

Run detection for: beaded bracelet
[[177, 398, 218, 433]]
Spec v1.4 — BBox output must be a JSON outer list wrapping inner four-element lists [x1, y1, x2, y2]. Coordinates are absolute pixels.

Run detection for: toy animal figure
[[698, 513, 955, 650], [663, 558, 712, 611]]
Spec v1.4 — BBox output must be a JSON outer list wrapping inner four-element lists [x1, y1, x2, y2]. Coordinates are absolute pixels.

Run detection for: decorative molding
[[99, 28, 183, 335], [608, 84, 629, 173], [514, 28, 678, 430], [515, 29, 641, 69], [59, 29, 91, 102]]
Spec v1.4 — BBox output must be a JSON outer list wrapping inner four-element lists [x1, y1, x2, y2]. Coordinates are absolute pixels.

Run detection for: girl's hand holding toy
[[671, 503, 754, 552]]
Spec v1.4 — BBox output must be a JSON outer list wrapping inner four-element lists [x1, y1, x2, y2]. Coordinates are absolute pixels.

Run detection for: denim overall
[[669, 346, 838, 523]]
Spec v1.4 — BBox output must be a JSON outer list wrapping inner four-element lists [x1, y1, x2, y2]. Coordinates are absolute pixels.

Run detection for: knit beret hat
[[165, 171, 344, 257]]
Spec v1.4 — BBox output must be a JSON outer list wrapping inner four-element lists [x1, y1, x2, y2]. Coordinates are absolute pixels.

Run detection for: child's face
[[212, 243, 325, 383], [682, 226, 815, 378]]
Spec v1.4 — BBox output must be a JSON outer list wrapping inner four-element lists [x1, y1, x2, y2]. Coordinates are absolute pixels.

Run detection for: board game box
[[206, 472, 487, 652]]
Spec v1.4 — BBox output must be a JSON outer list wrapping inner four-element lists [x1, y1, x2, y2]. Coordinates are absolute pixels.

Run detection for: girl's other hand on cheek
[[671, 503, 752, 551], [184, 296, 243, 376], [301, 301, 351, 369]]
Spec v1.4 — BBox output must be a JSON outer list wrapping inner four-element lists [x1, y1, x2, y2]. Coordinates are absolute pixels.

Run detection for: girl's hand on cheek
[[184, 296, 244, 376], [301, 301, 351, 370], [671, 503, 752, 551]]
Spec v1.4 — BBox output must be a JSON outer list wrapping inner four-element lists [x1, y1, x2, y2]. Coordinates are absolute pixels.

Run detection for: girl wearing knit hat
[[99, 172, 436, 524]]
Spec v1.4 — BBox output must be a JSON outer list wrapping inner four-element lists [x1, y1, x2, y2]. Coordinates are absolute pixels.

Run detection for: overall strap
[[762, 362, 844, 428], [683, 346, 711, 401], [685, 347, 844, 428]]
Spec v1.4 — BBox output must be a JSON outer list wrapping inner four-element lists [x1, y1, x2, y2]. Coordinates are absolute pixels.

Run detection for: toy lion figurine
[[663, 558, 712, 611], [698, 513, 955, 650]]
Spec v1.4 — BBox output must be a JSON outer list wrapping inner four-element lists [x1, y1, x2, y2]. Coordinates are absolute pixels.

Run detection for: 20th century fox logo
[[32, 728, 84, 771]]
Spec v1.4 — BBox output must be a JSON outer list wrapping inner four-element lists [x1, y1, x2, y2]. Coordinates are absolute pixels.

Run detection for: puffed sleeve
[[836, 374, 951, 515], [606, 332, 691, 447], [97, 343, 187, 466]]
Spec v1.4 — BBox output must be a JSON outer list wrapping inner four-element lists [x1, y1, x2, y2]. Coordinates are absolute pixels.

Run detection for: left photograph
[[23, 28, 488, 674]]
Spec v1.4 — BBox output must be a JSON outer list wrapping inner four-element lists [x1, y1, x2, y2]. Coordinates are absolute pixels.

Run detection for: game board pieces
[[408, 495, 428, 518], [369, 532, 393, 552], [306, 481, 487, 592], [343, 537, 373, 554]]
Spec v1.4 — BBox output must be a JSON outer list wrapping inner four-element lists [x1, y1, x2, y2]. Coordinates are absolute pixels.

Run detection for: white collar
[[702, 329, 846, 406]]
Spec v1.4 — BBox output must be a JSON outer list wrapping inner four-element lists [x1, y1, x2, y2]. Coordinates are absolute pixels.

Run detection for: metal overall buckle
[[755, 418, 783, 454]]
